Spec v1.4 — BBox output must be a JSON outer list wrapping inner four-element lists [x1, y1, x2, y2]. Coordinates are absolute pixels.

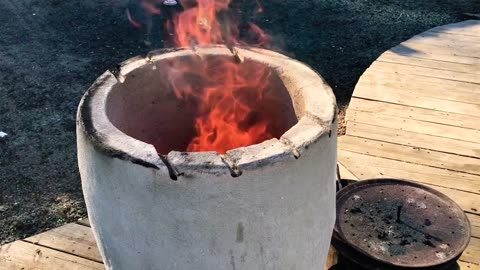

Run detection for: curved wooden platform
[[338, 20, 480, 269], [1, 20, 479, 270]]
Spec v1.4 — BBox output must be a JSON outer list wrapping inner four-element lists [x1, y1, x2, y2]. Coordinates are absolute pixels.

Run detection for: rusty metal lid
[[333, 179, 471, 269]]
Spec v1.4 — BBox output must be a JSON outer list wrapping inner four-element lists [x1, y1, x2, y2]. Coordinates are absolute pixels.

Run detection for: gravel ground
[[0, 0, 478, 244]]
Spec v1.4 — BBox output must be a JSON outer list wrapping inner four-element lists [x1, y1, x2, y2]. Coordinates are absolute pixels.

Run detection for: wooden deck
[[338, 20, 480, 269], [1, 20, 479, 269]]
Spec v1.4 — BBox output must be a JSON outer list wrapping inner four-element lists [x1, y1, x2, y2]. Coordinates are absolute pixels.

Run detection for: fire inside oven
[[106, 54, 298, 154]]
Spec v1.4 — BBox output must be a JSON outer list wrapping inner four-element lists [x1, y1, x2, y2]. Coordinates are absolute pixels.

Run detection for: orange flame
[[172, 0, 234, 46], [170, 57, 275, 153], [167, 0, 274, 154]]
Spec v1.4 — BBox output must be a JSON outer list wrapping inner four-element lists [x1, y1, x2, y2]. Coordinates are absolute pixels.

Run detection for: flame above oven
[[133, 0, 274, 154], [171, 0, 270, 154], [171, 1, 270, 154]]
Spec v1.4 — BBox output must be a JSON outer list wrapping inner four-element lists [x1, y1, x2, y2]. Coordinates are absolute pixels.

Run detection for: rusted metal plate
[[333, 179, 471, 269]]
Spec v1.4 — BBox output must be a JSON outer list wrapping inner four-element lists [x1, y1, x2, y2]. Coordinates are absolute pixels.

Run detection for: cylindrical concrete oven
[[77, 46, 337, 270]]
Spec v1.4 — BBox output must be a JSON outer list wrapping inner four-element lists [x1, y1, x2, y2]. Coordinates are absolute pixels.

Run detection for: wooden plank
[[337, 150, 480, 215], [368, 61, 480, 84], [353, 88, 480, 117], [459, 260, 480, 270], [468, 214, 480, 239], [347, 110, 480, 144], [361, 76, 480, 105], [324, 246, 338, 270], [404, 36, 480, 50], [338, 136, 480, 177], [405, 32, 480, 51], [338, 161, 360, 180], [431, 20, 480, 36], [354, 83, 480, 117], [346, 122, 480, 158], [77, 219, 91, 227], [24, 223, 102, 263], [0, 240, 104, 270], [348, 98, 480, 130], [392, 31, 480, 46], [379, 51, 480, 74], [359, 71, 480, 95], [398, 31, 480, 55], [390, 41, 480, 59], [337, 139, 480, 194], [389, 45, 480, 65], [462, 237, 480, 265], [360, 71, 480, 101], [411, 31, 480, 44], [407, 31, 480, 46]]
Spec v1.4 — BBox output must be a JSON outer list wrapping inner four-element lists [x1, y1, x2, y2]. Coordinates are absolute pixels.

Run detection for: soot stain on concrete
[[236, 222, 244, 243]]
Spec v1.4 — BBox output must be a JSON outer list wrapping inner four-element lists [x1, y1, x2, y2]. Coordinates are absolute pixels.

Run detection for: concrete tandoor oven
[[77, 46, 337, 270]]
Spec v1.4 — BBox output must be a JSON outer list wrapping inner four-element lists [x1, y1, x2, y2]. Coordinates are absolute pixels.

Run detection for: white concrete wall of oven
[[77, 46, 337, 270], [77, 125, 337, 270]]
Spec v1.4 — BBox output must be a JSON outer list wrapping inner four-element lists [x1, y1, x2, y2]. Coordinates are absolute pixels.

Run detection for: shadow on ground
[[0, 0, 478, 244]]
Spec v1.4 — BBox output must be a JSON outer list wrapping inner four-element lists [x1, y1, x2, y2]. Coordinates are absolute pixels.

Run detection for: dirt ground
[[0, 0, 478, 244]]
